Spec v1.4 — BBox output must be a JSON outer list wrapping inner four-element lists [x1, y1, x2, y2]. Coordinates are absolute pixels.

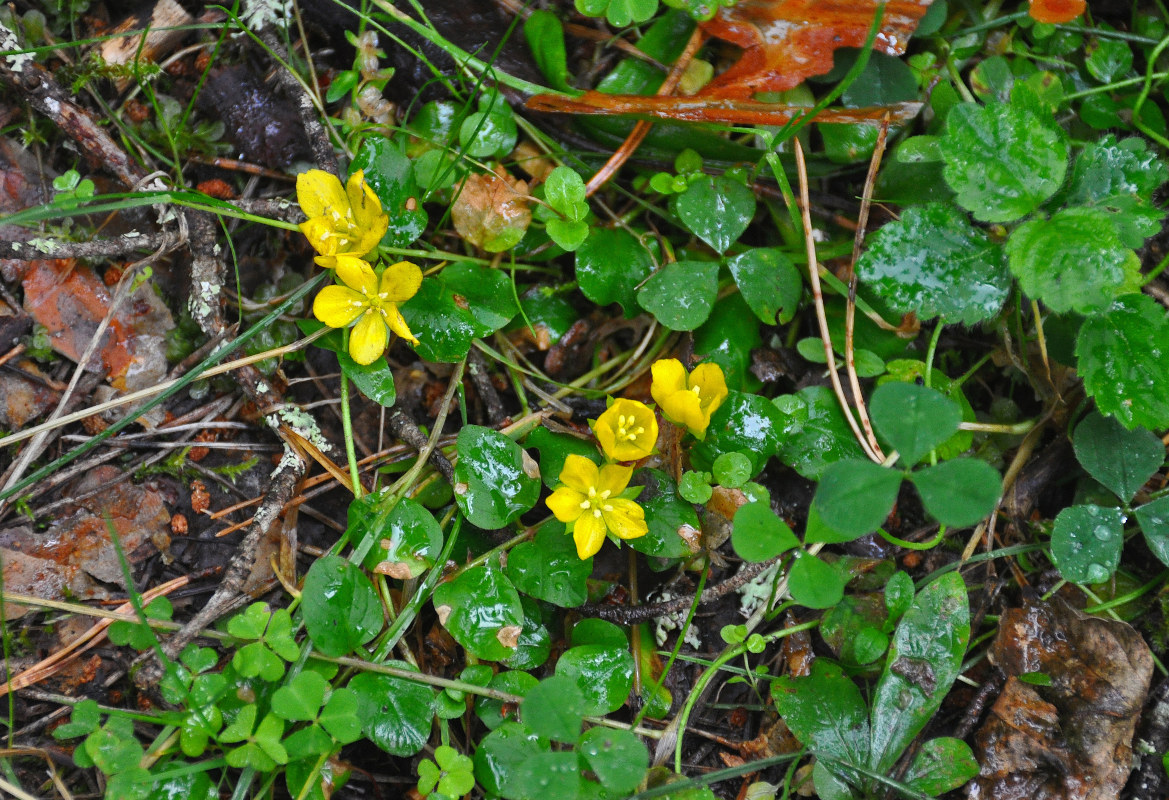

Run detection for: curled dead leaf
[[521, 449, 541, 481], [435, 604, 452, 626], [496, 625, 522, 649], [451, 171, 531, 253], [970, 594, 1153, 800], [374, 561, 415, 580]]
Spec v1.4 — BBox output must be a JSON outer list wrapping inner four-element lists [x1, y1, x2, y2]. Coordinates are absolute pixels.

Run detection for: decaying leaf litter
[[0, 1, 1166, 799]]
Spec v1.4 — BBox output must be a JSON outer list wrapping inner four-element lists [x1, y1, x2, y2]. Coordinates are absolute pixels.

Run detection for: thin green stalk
[[338, 331, 363, 496]]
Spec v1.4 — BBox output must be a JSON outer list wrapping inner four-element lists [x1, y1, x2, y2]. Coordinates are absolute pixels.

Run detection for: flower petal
[[346, 171, 381, 224], [546, 487, 586, 523], [558, 454, 600, 493], [659, 389, 705, 433], [313, 285, 366, 328], [692, 362, 729, 413], [300, 218, 341, 257], [333, 256, 378, 295], [297, 169, 346, 220], [381, 304, 419, 346], [572, 512, 607, 560], [651, 358, 688, 405], [349, 311, 388, 365], [602, 499, 647, 540], [595, 399, 658, 462], [380, 261, 423, 303], [596, 463, 633, 496]]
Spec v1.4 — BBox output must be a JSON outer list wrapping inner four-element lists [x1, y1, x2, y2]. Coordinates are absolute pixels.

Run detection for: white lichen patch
[[652, 591, 701, 649], [273, 444, 304, 477], [268, 406, 328, 451], [240, 0, 293, 32], [25, 237, 59, 254], [1, 22, 34, 72], [738, 562, 781, 619]]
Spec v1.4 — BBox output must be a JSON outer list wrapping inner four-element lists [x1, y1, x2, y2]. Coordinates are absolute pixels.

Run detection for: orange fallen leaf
[[1028, 0, 1086, 24]]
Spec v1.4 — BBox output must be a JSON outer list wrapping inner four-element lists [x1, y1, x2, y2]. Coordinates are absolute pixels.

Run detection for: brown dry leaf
[[0, 466, 171, 617], [0, 360, 56, 428], [21, 258, 175, 392], [969, 594, 1153, 800], [451, 171, 531, 252]]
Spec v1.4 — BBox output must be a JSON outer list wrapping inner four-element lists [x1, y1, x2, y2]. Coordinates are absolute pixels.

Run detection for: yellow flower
[[297, 169, 389, 261], [546, 454, 647, 559], [594, 398, 659, 462], [650, 358, 728, 438], [313, 257, 421, 364]]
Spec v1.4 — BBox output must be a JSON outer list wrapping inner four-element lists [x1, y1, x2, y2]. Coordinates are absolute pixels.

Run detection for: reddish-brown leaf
[[699, 0, 936, 98], [529, 0, 934, 125]]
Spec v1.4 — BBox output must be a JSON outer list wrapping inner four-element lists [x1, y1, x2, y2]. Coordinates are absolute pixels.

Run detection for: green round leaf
[[400, 279, 479, 363], [506, 521, 591, 607], [527, 426, 601, 489], [1076, 293, 1169, 430], [773, 386, 867, 480], [909, 459, 1001, 528], [474, 722, 550, 798], [512, 751, 585, 800], [521, 674, 586, 743], [319, 688, 363, 743], [870, 382, 962, 467], [1073, 411, 1164, 503], [351, 135, 427, 247], [578, 727, 649, 794], [693, 390, 791, 474], [904, 737, 980, 796], [637, 260, 718, 331], [820, 122, 880, 164], [940, 101, 1067, 222], [556, 642, 635, 715], [1085, 35, 1133, 84], [444, 262, 520, 335], [349, 669, 435, 757], [712, 452, 752, 488], [693, 293, 763, 391], [302, 555, 383, 657], [812, 459, 902, 539], [673, 174, 756, 254], [459, 107, 517, 159], [433, 563, 524, 661], [856, 203, 1009, 325], [576, 228, 654, 317], [503, 596, 552, 670], [731, 501, 799, 562], [878, 361, 975, 460], [726, 247, 803, 325], [1136, 495, 1169, 568], [476, 670, 539, 730], [1006, 207, 1140, 314], [358, 497, 444, 580], [788, 553, 846, 609], [628, 469, 701, 560], [1050, 504, 1125, 584], [454, 425, 540, 529]]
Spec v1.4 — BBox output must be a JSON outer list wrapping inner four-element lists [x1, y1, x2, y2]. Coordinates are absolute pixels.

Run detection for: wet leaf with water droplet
[[1050, 504, 1125, 584]]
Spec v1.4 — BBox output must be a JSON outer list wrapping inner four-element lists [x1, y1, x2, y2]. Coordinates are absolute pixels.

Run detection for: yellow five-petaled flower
[[546, 454, 648, 559], [313, 257, 421, 365], [297, 169, 389, 262], [594, 398, 658, 462], [650, 358, 728, 439]]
